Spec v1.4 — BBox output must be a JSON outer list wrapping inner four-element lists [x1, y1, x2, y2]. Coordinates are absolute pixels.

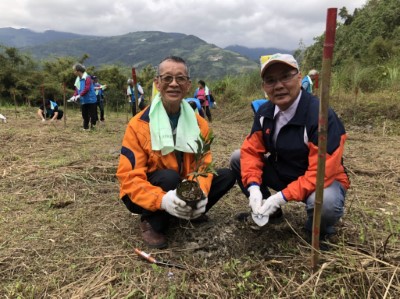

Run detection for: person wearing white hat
[[230, 53, 350, 247]]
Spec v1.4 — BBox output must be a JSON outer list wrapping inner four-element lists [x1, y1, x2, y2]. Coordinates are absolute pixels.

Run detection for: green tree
[[0, 46, 37, 105]]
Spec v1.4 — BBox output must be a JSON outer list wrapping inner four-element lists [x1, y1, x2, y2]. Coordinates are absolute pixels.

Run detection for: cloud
[[0, 0, 367, 50]]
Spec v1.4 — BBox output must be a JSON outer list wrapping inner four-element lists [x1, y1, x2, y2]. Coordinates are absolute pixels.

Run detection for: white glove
[[248, 185, 263, 214], [75, 94, 80, 101], [41, 119, 46, 122], [191, 197, 208, 219], [161, 190, 192, 220], [67, 96, 76, 102], [251, 213, 269, 227], [258, 192, 287, 217]]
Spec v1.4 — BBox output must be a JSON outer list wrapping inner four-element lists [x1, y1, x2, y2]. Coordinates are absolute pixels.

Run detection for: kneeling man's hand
[[258, 192, 287, 216], [161, 190, 192, 220]]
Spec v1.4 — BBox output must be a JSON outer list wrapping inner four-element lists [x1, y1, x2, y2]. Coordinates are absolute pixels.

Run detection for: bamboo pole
[[123, 88, 127, 123], [12, 89, 18, 118], [63, 82, 67, 128], [311, 7, 337, 272], [41, 84, 46, 119]]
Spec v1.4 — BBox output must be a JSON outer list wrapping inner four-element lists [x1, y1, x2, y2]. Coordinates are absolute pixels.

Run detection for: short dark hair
[[157, 56, 189, 76], [198, 80, 206, 87], [188, 101, 197, 110]]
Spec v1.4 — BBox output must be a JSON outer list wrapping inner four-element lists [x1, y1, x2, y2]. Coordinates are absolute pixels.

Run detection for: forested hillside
[[0, 0, 399, 106], [0, 29, 258, 79], [299, 0, 400, 92]]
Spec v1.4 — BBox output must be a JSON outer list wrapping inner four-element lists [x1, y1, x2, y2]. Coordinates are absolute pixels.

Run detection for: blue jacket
[[185, 97, 205, 117], [251, 99, 269, 114], [301, 75, 313, 94], [75, 75, 97, 105], [241, 89, 350, 201], [127, 84, 144, 103]]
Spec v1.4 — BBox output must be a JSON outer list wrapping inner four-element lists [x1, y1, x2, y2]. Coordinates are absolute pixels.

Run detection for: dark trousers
[[81, 103, 97, 129], [131, 103, 137, 116], [131, 100, 145, 116], [230, 149, 287, 198], [42, 110, 63, 120], [122, 168, 235, 232], [97, 101, 105, 121], [202, 106, 212, 122]]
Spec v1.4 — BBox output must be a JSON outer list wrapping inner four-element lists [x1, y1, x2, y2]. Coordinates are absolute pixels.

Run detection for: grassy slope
[[0, 96, 399, 298]]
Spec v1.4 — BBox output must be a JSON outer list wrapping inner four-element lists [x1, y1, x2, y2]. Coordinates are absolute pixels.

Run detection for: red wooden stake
[[311, 7, 337, 272], [131, 67, 139, 116]]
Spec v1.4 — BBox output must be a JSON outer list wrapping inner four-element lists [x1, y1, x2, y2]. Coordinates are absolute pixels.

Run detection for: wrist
[[247, 184, 260, 192], [279, 191, 287, 202]]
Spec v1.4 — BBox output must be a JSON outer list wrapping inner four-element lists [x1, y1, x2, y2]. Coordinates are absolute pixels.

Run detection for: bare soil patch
[[0, 106, 399, 298]]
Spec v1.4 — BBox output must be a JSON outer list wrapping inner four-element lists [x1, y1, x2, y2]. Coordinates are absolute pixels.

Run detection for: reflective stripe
[[121, 146, 135, 169]]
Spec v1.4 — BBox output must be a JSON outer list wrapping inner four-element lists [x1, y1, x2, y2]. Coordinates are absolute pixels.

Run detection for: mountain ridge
[[0, 27, 261, 79], [224, 45, 294, 62]]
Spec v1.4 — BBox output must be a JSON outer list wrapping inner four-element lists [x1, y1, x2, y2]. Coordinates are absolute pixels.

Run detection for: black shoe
[[268, 208, 283, 224], [190, 214, 209, 223], [235, 211, 250, 222]]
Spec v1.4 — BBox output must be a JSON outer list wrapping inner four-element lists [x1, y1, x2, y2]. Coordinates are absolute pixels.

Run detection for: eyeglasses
[[263, 70, 299, 87], [158, 75, 190, 85]]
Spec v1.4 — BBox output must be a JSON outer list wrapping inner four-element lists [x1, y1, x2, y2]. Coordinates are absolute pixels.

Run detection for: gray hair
[[157, 56, 190, 77], [73, 63, 86, 73]]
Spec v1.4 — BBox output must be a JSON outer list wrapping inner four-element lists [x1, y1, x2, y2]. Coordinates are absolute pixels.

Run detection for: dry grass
[[0, 103, 399, 298]]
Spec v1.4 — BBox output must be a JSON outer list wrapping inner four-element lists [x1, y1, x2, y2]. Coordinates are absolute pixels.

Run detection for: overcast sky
[[1, 0, 367, 50]]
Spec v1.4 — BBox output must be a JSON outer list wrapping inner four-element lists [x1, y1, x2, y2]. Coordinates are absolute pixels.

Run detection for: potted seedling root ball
[[176, 131, 217, 209]]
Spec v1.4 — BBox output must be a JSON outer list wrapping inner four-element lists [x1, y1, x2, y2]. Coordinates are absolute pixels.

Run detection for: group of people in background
[[38, 63, 109, 130], [36, 63, 220, 130]]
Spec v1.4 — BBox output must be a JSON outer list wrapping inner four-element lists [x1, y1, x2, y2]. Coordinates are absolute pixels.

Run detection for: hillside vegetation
[[0, 0, 398, 110], [299, 0, 400, 93], [0, 29, 257, 79]]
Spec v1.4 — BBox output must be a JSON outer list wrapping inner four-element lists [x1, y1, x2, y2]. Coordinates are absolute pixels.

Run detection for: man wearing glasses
[[116, 56, 235, 249], [230, 53, 349, 247]]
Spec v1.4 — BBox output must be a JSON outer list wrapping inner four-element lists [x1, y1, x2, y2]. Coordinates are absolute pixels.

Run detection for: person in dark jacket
[[37, 98, 63, 122], [230, 53, 350, 243]]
